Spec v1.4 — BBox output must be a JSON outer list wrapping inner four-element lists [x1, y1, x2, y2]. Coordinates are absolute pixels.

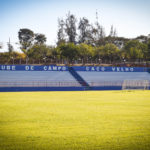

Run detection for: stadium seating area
[[0, 71, 81, 87], [0, 65, 149, 91], [77, 72, 150, 86]]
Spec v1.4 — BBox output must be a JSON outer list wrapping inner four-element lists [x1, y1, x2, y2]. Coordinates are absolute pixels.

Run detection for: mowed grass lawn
[[0, 91, 150, 150]]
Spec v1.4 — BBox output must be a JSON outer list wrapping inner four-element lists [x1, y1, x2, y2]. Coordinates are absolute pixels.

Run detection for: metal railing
[[0, 80, 149, 88], [0, 81, 81, 87], [89, 81, 123, 87]]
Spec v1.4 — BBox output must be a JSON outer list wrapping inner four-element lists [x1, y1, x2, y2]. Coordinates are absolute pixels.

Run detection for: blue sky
[[0, 0, 150, 51]]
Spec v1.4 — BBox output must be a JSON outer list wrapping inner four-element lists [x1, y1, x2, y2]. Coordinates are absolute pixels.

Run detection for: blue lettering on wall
[[0, 65, 68, 71], [0, 65, 16, 71], [84, 66, 135, 72], [0, 65, 147, 72]]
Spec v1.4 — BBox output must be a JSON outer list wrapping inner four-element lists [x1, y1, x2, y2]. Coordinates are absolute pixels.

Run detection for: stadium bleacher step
[[68, 67, 91, 90]]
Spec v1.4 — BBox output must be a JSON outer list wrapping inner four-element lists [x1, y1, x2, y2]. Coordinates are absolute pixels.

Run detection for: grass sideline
[[0, 91, 150, 150]]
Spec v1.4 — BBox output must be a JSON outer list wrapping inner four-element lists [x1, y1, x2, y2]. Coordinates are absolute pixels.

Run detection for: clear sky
[[0, 0, 150, 51]]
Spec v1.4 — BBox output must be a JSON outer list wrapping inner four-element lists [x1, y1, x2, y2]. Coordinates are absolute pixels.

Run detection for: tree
[[7, 39, 14, 64], [101, 43, 120, 63], [90, 11, 105, 46], [57, 18, 66, 45], [123, 40, 147, 62], [34, 33, 46, 45], [104, 25, 117, 45], [147, 40, 150, 60], [50, 47, 61, 63], [135, 35, 148, 44], [13, 52, 26, 64], [92, 24, 105, 46], [18, 28, 34, 51], [65, 12, 77, 44], [18, 28, 34, 64], [78, 17, 91, 44], [109, 25, 117, 37], [0, 42, 3, 49], [139, 42, 148, 61], [58, 43, 79, 64], [28, 44, 50, 64], [112, 37, 129, 49], [78, 43, 94, 64], [94, 46, 103, 63], [0, 52, 10, 64], [7, 42, 14, 53]]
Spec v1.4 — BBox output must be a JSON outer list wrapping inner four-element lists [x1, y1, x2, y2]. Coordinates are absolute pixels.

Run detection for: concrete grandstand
[[0, 65, 149, 91]]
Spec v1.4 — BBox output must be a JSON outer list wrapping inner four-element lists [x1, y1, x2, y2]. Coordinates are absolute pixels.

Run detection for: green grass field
[[0, 91, 150, 150]]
